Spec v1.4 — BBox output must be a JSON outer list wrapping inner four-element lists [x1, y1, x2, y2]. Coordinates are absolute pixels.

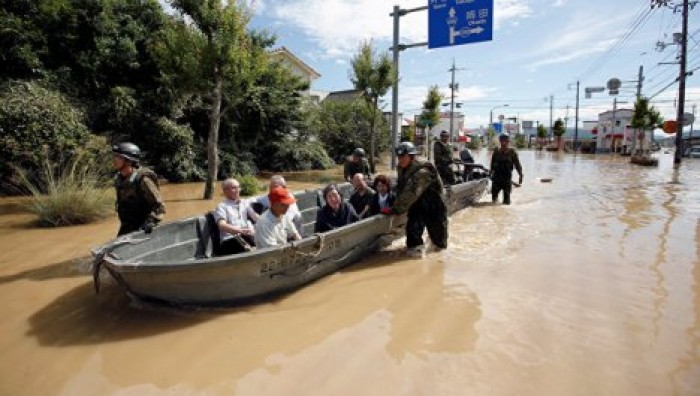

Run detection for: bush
[[13, 155, 113, 227], [219, 150, 258, 179], [235, 174, 260, 197], [263, 140, 334, 171], [0, 81, 92, 191]]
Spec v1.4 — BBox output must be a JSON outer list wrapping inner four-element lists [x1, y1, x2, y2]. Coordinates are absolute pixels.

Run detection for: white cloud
[[266, 0, 532, 59], [397, 84, 497, 114], [520, 10, 633, 70], [553, 0, 566, 7]]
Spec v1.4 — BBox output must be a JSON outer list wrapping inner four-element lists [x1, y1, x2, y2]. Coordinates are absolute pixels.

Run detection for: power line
[[578, 5, 655, 81]]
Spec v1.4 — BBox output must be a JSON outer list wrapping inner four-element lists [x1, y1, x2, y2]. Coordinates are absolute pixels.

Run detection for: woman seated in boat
[[368, 174, 395, 216], [314, 184, 360, 233]]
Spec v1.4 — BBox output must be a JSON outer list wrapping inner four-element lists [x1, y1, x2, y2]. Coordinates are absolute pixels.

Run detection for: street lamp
[[489, 104, 509, 128], [489, 104, 509, 146]]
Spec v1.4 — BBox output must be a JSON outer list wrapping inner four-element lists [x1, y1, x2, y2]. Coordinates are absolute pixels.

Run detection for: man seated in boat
[[253, 175, 303, 235], [214, 178, 259, 255], [254, 187, 301, 248], [348, 173, 376, 219], [315, 184, 360, 233]]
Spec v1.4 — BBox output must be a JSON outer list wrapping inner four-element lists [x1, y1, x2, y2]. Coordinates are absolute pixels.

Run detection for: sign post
[[429, 0, 494, 49], [389, 1, 494, 168]]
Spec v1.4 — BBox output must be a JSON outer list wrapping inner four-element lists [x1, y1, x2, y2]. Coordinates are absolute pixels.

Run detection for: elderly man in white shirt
[[214, 178, 259, 255], [255, 175, 303, 235], [254, 187, 301, 249]]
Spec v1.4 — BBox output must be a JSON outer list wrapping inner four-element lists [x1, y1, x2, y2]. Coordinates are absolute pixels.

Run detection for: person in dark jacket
[[348, 173, 375, 219], [112, 142, 165, 236], [490, 133, 523, 205], [314, 184, 360, 233], [343, 147, 371, 182], [433, 130, 457, 184], [368, 174, 395, 216]]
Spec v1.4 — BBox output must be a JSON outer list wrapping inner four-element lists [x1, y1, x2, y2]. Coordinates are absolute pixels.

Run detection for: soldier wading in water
[[381, 142, 448, 257], [489, 133, 523, 205], [112, 142, 166, 236]]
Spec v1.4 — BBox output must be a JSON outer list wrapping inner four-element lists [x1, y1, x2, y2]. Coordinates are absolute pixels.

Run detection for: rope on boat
[[286, 233, 326, 259], [92, 236, 150, 293]]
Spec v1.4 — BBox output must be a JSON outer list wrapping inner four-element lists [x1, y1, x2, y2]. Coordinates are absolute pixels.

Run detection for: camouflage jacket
[[392, 159, 444, 214], [114, 167, 165, 228], [344, 157, 371, 181], [433, 140, 454, 168]]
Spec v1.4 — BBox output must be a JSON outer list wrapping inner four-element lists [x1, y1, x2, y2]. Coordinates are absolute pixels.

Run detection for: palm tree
[[350, 40, 396, 173]]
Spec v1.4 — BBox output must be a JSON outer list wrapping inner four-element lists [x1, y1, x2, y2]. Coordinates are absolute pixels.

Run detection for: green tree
[[418, 85, 442, 157], [161, 0, 253, 199], [315, 99, 388, 163], [553, 118, 565, 150], [349, 40, 396, 173], [536, 124, 547, 149], [631, 96, 663, 156]]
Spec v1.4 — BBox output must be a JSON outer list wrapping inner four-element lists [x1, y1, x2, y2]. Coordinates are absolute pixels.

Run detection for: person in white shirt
[[213, 178, 259, 255], [255, 175, 303, 235], [254, 187, 302, 249]]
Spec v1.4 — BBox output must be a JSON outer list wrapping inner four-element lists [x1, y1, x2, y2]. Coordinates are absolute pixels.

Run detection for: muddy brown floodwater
[[0, 151, 698, 395]]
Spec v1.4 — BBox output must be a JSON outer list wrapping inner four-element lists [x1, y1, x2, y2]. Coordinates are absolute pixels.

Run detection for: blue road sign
[[428, 0, 494, 49]]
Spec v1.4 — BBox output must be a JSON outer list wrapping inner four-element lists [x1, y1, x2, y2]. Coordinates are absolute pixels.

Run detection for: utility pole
[[447, 60, 468, 142], [389, 5, 428, 169], [636, 65, 644, 99], [674, 0, 689, 166], [611, 97, 619, 154], [449, 59, 456, 142], [574, 81, 580, 152], [549, 95, 554, 144], [390, 5, 400, 170]]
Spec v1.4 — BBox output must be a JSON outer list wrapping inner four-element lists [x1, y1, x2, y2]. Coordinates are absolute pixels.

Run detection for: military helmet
[[498, 133, 510, 141], [440, 130, 449, 136], [395, 141, 417, 156], [112, 142, 141, 163], [352, 147, 366, 158]]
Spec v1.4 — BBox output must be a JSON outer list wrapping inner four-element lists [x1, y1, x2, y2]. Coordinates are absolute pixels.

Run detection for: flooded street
[[0, 151, 699, 395]]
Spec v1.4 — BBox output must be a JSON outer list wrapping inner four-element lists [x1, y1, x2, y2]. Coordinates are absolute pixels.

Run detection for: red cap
[[268, 187, 296, 205]]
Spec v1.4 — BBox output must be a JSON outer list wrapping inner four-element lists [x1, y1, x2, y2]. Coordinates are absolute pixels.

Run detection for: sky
[[244, 0, 699, 131]]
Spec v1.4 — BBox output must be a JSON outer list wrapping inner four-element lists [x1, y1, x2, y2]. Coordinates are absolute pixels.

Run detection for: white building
[[596, 108, 631, 153], [268, 46, 321, 99]]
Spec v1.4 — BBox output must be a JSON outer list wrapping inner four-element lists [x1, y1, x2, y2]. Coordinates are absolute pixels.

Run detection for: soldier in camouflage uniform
[[490, 133, 523, 205], [433, 130, 457, 185], [112, 142, 166, 236], [382, 141, 448, 255], [343, 147, 371, 182]]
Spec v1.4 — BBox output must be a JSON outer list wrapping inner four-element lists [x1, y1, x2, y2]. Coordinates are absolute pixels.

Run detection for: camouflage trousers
[[406, 188, 448, 249]]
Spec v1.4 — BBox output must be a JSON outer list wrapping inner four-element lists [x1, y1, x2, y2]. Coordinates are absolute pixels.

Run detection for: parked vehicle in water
[[689, 145, 700, 158]]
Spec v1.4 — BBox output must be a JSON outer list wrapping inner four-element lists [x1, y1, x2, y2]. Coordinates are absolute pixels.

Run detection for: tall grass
[[13, 156, 113, 227]]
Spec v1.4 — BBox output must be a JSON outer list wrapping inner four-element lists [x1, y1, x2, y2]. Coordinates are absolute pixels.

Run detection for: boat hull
[[94, 178, 488, 305]]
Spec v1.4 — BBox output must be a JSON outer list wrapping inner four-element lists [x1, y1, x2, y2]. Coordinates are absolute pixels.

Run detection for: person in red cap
[[253, 186, 301, 248]]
